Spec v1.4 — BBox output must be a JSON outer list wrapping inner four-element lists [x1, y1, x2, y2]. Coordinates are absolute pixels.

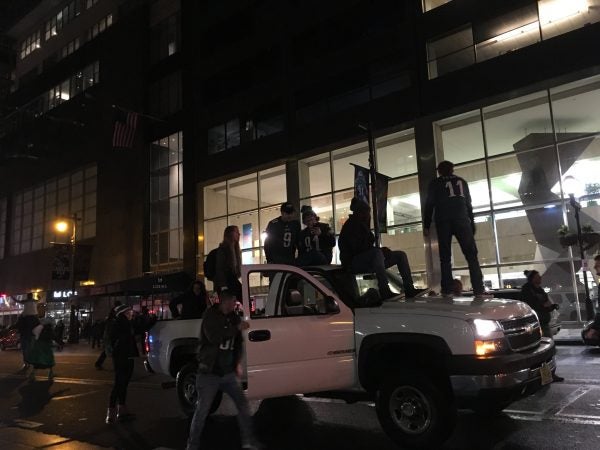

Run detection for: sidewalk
[[0, 424, 111, 449]]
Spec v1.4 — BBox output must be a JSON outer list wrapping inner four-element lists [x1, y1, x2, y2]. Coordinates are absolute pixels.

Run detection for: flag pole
[[111, 104, 166, 123], [359, 122, 380, 247]]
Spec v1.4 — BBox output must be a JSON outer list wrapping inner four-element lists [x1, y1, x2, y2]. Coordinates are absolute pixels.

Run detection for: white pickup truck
[[146, 264, 556, 448]]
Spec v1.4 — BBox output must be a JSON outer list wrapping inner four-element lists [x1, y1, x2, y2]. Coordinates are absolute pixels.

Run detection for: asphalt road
[[1, 343, 600, 450]]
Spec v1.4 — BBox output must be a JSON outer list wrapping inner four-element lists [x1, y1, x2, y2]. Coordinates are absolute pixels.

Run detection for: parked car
[[0, 329, 20, 351]]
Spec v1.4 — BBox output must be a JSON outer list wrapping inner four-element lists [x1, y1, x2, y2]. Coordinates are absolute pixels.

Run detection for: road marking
[[550, 386, 593, 416], [51, 391, 100, 401], [0, 373, 161, 389]]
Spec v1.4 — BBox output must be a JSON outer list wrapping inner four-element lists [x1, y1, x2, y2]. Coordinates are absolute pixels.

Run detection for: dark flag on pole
[[51, 243, 71, 280], [112, 109, 138, 148], [352, 164, 390, 233]]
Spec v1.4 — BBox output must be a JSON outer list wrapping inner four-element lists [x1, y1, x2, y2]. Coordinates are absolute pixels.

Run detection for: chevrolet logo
[[524, 324, 535, 334]]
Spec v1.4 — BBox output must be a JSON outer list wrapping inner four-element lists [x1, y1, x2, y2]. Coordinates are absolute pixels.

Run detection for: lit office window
[[20, 31, 41, 60], [88, 14, 113, 40], [150, 132, 184, 268], [44, 1, 80, 41], [539, 0, 600, 39]]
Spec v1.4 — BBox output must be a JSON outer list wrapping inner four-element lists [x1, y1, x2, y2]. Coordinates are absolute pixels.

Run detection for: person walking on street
[[520, 270, 564, 382], [54, 320, 65, 351], [296, 205, 336, 266], [423, 160, 490, 299], [95, 301, 122, 370], [13, 293, 40, 372], [186, 289, 260, 450], [104, 304, 139, 424], [169, 281, 208, 320], [27, 317, 56, 381], [213, 225, 243, 301], [338, 197, 418, 299], [264, 202, 301, 265]]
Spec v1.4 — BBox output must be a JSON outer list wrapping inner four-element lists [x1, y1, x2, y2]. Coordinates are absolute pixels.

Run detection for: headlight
[[473, 319, 501, 338]]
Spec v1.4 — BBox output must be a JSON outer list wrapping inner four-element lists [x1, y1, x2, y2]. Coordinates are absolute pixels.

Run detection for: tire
[[375, 373, 456, 449], [175, 362, 222, 417]]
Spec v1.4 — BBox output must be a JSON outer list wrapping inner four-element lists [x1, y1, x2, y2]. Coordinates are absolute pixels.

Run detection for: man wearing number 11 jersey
[[423, 160, 489, 299], [264, 202, 301, 265]]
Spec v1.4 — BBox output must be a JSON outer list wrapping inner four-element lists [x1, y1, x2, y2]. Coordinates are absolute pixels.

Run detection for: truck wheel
[[376, 374, 455, 449], [176, 362, 222, 417]]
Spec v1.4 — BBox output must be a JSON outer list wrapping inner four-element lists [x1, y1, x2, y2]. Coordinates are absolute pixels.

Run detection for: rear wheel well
[[361, 343, 452, 394], [169, 344, 197, 377]]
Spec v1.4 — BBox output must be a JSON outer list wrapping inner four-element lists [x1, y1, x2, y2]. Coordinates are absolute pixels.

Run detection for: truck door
[[242, 265, 356, 399]]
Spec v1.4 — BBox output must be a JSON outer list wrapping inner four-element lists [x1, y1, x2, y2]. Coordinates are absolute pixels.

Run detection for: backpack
[[203, 247, 219, 281]]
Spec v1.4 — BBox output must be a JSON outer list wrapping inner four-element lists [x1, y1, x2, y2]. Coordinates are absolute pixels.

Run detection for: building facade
[[1, 0, 600, 326]]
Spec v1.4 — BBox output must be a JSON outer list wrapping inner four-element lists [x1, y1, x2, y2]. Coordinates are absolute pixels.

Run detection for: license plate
[[540, 363, 553, 386]]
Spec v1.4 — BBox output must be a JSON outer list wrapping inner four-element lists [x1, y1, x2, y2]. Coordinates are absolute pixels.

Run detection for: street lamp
[[563, 176, 596, 321], [54, 213, 80, 343]]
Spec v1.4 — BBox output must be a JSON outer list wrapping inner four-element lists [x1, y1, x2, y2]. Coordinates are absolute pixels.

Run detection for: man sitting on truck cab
[[338, 197, 418, 299]]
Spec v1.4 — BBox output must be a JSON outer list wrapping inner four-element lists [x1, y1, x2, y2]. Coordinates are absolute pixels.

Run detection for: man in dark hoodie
[[338, 197, 417, 299], [186, 289, 259, 450], [169, 280, 208, 320], [423, 160, 490, 299]]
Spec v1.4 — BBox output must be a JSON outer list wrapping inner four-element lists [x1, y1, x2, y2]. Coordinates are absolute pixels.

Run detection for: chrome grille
[[500, 315, 541, 351]]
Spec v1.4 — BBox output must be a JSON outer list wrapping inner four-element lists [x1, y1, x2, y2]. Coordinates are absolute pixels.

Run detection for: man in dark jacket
[[105, 304, 139, 423], [423, 160, 489, 298], [264, 201, 301, 265], [296, 205, 336, 266], [186, 290, 258, 450], [95, 300, 122, 370], [169, 281, 208, 319], [338, 197, 417, 299]]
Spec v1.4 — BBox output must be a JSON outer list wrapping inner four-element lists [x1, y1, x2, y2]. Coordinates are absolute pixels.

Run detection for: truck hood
[[369, 295, 533, 321]]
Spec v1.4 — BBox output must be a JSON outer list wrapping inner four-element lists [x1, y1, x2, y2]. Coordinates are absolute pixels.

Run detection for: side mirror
[[325, 296, 340, 314]]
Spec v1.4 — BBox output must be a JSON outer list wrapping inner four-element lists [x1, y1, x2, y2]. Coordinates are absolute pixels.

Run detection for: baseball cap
[[280, 202, 295, 213]]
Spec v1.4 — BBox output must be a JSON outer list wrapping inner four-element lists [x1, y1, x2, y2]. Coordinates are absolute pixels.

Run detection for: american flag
[[112, 110, 138, 148]]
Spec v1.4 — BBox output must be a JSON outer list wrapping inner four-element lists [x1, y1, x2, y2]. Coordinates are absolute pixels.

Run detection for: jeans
[[296, 250, 328, 267], [437, 218, 484, 295], [350, 247, 415, 297], [21, 333, 32, 364], [186, 372, 254, 450], [109, 358, 134, 407]]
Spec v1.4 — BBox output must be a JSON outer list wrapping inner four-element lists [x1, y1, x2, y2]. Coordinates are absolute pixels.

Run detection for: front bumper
[[449, 338, 555, 406]]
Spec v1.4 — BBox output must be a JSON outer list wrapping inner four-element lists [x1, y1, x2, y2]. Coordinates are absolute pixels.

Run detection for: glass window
[[427, 27, 474, 79], [453, 161, 490, 212], [551, 75, 600, 141], [229, 211, 260, 250], [474, 5, 540, 63], [435, 110, 485, 164], [539, 0, 600, 40], [228, 173, 258, 214], [203, 218, 227, 254], [483, 92, 553, 157], [299, 154, 331, 198], [204, 181, 227, 219], [208, 124, 225, 154], [332, 142, 369, 191], [387, 176, 421, 226], [259, 166, 287, 207], [422, 0, 452, 12], [376, 130, 417, 178]]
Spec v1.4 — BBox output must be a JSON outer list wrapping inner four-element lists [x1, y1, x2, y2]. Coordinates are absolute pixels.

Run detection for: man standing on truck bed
[[338, 197, 418, 299], [423, 160, 490, 299], [264, 201, 301, 265], [186, 289, 259, 450]]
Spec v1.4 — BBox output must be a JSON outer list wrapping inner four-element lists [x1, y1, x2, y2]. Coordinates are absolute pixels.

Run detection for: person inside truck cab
[[169, 281, 208, 320], [338, 197, 418, 299]]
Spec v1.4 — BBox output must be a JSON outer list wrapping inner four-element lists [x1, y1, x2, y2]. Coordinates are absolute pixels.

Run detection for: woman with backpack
[[213, 225, 243, 301]]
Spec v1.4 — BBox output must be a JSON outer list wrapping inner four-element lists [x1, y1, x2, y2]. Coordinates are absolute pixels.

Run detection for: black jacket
[[105, 315, 139, 362], [169, 284, 207, 319], [297, 222, 336, 263], [338, 214, 375, 268], [520, 282, 553, 325], [196, 305, 243, 375], [213, 244, 242, 299], [423, 175, 474, 229], [264, 217, 301, 264]]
